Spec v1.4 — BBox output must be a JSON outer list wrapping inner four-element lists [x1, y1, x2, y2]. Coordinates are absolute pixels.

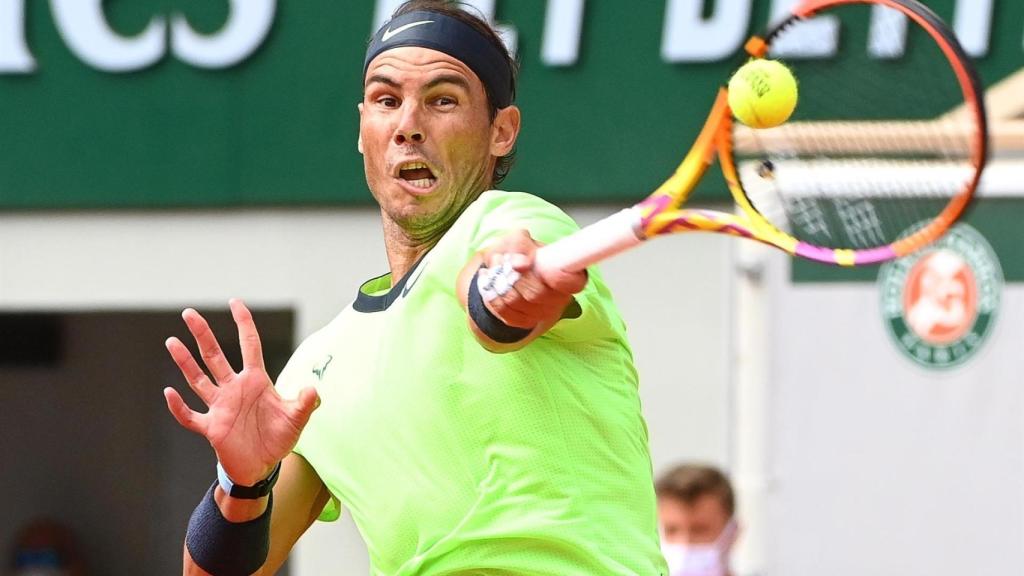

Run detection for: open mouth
[[398, 162, 437, 190]]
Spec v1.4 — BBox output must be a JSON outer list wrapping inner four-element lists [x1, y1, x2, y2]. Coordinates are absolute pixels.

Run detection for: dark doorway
[[0, 307, 295, 575]]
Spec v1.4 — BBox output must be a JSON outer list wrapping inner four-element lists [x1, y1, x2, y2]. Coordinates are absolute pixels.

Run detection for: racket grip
[[534, 208, 644, 276]]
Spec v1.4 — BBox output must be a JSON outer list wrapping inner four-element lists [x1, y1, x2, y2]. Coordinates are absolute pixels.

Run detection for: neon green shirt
[[276, 191, 666, 575]]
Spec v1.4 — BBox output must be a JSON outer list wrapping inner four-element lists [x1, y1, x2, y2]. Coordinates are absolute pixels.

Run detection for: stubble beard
[[378, 160, 493, 248]]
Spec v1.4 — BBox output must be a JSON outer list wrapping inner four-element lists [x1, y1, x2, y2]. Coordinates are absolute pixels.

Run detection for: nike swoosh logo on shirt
[[402, 264, 426, 298], [381, 20, 434, 42]]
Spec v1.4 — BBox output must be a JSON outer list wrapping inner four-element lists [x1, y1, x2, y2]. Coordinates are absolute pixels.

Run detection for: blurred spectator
[[8, 519, 86, 576], [656, 463, 738, 576]]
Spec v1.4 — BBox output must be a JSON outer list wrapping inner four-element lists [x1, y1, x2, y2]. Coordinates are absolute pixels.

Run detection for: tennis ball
[[728, 59, 798, 129]]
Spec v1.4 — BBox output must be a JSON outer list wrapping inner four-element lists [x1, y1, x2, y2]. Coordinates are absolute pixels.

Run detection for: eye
[[376, 95, 399, 108], [434, 95, 457, 108]]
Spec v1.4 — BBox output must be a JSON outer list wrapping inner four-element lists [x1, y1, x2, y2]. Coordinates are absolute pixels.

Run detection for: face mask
[[14, 549, 70, 576], [15, 569, 69, 576], [661, 520, 737, 576]]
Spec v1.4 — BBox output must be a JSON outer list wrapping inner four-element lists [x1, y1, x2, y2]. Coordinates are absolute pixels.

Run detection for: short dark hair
[[655, 464, 735, 517], [388, 0, 519, 186]]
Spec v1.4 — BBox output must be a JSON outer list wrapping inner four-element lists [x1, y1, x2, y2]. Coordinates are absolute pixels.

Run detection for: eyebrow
[[425, 74, 471, 92], [364, 73, 472, 93], [365, 74, 400, 89]]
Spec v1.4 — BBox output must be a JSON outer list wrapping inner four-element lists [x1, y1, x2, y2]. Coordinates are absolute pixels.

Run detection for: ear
[[490, 105, 521, 157], [357, 102, 365, 154]]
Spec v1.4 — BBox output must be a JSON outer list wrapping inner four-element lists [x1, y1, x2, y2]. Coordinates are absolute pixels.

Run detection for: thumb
[[289, 386, 320, 424], [542, 267, 588, 296], [507, 252, 532, 272]]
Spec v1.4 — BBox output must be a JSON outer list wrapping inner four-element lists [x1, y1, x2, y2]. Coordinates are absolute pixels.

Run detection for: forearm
[[183, 488, 270, 574], [183, 547, 277, 576], [215, 485, 270, 521], [183, 482, 274, 576], [181, 454, 329, 576], [183, 540, 277, 576], [181, 495, 291, 576], [466, 312, 552, 354]]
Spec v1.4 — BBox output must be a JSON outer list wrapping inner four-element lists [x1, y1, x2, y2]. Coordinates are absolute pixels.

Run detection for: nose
[[394, 103, 425, 145]]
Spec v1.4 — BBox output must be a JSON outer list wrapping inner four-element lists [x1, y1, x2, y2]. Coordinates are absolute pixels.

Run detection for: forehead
[[364, 46, 482, 90], [659, 493, 730, 524]]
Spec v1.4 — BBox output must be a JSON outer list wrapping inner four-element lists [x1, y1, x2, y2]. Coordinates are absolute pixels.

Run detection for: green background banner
[[0, 1, 1021, 209], [792, 200, 1024, 282]]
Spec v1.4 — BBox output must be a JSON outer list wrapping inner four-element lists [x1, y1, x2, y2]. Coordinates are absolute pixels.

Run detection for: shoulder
[[452, 190, 579, 248], [471, 189, 569, 220], [274, 306, 353, 396]]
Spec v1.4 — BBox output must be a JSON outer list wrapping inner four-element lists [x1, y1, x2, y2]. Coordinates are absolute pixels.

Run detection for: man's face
[[359, 46, 517, 240], [658, 493, 731, 545]]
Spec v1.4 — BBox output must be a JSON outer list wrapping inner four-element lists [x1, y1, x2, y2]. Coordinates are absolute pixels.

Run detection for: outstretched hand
[[163, 299, 319, 486]]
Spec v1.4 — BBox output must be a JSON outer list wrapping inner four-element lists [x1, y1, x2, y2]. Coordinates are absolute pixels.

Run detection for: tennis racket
[[534, 0, 988, 275]]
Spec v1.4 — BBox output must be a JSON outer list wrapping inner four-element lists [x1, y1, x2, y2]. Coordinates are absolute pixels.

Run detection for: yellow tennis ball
[[728, 59, 798, 129]]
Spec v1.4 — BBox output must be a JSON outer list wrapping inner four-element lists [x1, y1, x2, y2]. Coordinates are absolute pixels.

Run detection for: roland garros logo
[[879, 223, 1003, 369]]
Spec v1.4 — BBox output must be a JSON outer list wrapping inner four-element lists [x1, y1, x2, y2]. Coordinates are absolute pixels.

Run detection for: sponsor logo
[[879, 223, 1002, 368], [401, 262, 426, 298], [381, 20, 434, 42], [312, 355, 333, 380]]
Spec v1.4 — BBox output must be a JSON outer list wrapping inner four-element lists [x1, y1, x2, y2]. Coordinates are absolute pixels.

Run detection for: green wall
[[0, 1, 1020, 209]]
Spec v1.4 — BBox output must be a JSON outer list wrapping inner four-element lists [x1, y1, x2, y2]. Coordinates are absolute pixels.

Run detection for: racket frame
[[534, 0, 988, 277]]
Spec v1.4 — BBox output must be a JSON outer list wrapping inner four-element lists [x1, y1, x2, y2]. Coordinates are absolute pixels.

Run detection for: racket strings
[[734, 3, 981, 252]]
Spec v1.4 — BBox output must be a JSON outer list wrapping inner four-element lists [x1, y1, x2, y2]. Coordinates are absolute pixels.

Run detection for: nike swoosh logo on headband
[[381, 20, 435, 42]]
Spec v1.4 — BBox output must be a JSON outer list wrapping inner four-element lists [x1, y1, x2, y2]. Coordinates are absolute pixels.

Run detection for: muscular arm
[[163, 300, 322, 576], [183, 453, 332, 575]]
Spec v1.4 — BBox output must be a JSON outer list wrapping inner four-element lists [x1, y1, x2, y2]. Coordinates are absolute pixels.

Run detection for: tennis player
[[164, 1, 666, 574]]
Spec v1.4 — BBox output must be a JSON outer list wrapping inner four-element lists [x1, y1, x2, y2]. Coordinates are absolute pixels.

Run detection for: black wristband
[[217, 460, 280, 500], [467, 267, 533, 344], [186, 482, 272, 576]]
